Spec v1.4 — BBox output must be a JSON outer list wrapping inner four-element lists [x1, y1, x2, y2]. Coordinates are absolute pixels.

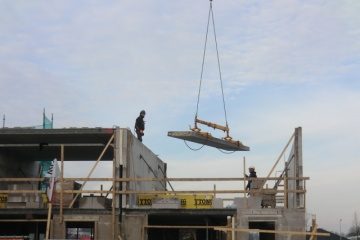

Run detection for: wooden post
[[226, 217, 231, 240], [284, 175, 288, 209], [69, 133, 115, 208], [309, 218, 318, 240], [112, 150, 116, 240], [232, 217, 236, 240], [243, 157, 246, 209], [248, 131, 295, 209], [266, 131, 295, 179], [304, 180, 307, 209], [60, 144, 64, 224], [46, 202, 52, 240]]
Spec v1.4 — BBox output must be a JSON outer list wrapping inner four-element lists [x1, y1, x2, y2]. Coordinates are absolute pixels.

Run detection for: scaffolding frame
[[0, 127, 314, 240]]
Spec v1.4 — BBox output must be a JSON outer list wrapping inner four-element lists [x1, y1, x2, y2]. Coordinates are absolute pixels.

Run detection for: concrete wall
[[287, 127, 304, 209], [121, 214, 148, 240], [119, 128, 167, 208], [52, 214, 113, 239], [237, 208, 306, 240], [0, 151, 39, 189]]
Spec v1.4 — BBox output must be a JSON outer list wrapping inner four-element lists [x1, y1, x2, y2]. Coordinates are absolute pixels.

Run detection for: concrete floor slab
[[168, 131, 250, 151]]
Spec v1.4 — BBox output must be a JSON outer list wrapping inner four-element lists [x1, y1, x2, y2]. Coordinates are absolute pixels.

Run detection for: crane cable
[[195, 0, 229, 129]]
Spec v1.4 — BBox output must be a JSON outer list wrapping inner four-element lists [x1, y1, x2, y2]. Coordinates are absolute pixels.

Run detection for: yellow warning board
[[138, 194, 213, 209], [0, 194, 7, 208]]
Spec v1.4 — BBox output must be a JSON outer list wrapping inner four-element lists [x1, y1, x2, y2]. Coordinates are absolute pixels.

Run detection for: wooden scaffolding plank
[[168, 131, 249, 151]]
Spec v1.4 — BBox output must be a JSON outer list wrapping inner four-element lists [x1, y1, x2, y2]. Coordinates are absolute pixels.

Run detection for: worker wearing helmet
[[135, 110, 146, 142], [245, 166, 257, 193]]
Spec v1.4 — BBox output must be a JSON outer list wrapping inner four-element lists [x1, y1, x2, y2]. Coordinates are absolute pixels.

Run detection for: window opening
[[249, 221, 275, 240], [66, 221, 94, 240]]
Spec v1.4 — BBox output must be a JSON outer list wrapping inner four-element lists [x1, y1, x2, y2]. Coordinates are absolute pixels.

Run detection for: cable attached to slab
[[195, 0, 229, 130], [184, 140, 205, 151], [184, 133, 210, 151], [217, 148, 236, 154]]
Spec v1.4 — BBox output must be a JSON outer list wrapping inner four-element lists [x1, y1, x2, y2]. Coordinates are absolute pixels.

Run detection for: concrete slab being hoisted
[[168, 131, 250, 151]]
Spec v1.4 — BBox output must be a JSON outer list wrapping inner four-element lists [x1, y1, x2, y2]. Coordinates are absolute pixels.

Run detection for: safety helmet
[[140, 110, 146, 115], [249, 166, 255, 170]]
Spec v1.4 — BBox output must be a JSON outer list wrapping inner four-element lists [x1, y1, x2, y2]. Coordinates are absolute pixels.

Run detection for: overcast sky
[[1, 0, 359, 234]]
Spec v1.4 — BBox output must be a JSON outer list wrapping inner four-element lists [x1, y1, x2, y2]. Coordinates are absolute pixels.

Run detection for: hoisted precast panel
[[168, 1, 250, 152], [168, 131, 250, 151]]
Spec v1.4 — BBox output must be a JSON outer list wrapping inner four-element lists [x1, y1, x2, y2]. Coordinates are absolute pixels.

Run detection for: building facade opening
[[249, 221, 275, 240], [66, 221, 95, 240]]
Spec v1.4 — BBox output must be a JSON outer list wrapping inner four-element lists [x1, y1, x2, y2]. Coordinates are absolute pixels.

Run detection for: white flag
[[44, 158, 60, 203]]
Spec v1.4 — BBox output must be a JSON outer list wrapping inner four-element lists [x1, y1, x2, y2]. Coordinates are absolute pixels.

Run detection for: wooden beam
[[68, 133, 115, 208], [213, 227, 330, 236], [267, 131, 295, 179], [0, 219, 47, 222], [144, 225, 224, 229], [57, 189, 307, 194], [0, 178, 44, 182], [0, 176, 306, 182], [0, 190, 45, 194]]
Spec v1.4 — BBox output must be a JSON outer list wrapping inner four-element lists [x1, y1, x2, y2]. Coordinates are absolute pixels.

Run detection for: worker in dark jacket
[[135, 110, 146, 142], [245, 166, 257, 192]]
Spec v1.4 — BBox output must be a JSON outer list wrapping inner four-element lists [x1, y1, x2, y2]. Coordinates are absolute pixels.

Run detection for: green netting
[[43, 116, 53, 129], [21, 115, 53, 129], [37, 160, 52, 190]]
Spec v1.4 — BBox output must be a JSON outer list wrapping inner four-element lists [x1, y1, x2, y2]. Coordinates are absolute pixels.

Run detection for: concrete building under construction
[[0, 126, 324, 240]]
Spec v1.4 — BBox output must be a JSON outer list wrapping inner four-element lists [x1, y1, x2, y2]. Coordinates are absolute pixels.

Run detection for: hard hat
[[140, 110, 146, 115], [249, 166, 255, 170]]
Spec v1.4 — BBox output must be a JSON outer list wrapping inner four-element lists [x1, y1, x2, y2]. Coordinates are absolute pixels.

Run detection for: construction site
[[0, 1, 333, 239], [0, 123, 329, 240]]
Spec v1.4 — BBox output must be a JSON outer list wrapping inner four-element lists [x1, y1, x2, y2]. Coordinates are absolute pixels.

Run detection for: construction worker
[[245, 166, 257, 193], [135, 110, 146, 142]]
